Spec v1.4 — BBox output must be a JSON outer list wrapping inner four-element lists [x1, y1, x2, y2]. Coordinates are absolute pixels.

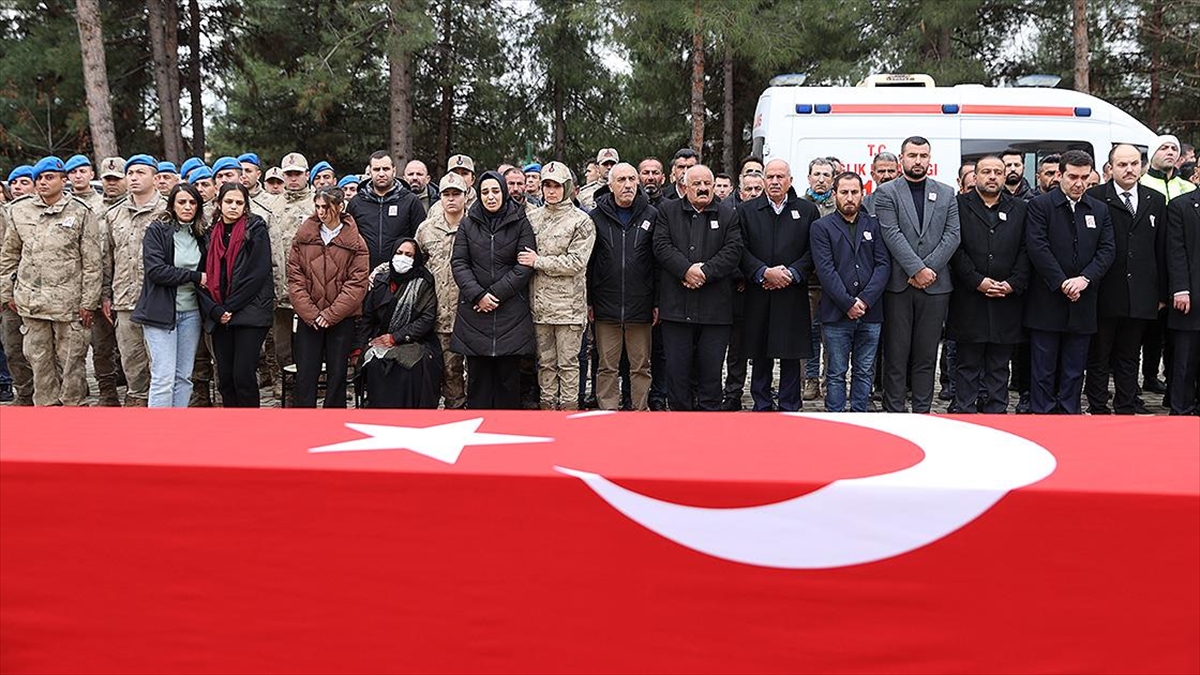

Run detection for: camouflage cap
[[595, 148, 619, 164], [99, 157, 126, 179], [264, 167, 284, 183], [540, 161, 574, 186], [447, 154, 475, 173], [438, 172, 469, 194], [280, 152, 309, 173]]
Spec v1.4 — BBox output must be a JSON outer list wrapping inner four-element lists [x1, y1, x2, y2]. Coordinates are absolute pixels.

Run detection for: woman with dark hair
[[286, 186, 370, 408], [356, 238, 443, 408], [198, 181, 274, 407], [133, 183, 208, 407], [450, 170, 537, 409]]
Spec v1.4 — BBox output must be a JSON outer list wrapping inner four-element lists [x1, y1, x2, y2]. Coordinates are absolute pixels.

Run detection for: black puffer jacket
[[347, 179, 428, 269], [132, 218, 207, 330], [588, 189, 658, 324], [449, 172, 538, 357], [198, 214, 274, 331]]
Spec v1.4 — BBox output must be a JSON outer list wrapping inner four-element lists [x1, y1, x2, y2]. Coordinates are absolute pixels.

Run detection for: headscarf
[[470, 170, 515, 231]]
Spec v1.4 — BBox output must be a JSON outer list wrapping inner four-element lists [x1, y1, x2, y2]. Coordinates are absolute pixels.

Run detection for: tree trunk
[[187, 0, 205, 152], [552, 78, 566, 161], [689, 0, 705, 158], [74, 0, 118, 159], [1072, 0, 1090, 94], [1147, 0, 1162, 130], [147, 0, 184, 162], [388, 2, 413, 166], [435, 0, 453, 169], [722, 46, 734, 174]]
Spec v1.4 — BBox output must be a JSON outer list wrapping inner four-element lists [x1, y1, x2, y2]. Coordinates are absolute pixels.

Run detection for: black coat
[[587, 190, 659, 324], [198, 214, 274, 331], [450, 199, 537, 357], [132, 219, 206, 330], [948, 191, 1030, 344], [1023, 188, 1115, 334], [1166, 191, 1200, 331], [347, 179, 428, 269], [653, 197, 744, 325], [355, 267, 443, 409], [1087, 182, 1168, 320], [736, 194, 818, 359]]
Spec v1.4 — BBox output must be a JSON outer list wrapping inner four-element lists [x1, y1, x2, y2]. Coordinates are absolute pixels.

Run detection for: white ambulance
[[751, 74, 1160, 193]]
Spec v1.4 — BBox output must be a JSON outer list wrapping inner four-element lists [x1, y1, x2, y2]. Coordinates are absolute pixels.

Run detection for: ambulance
[[751, 73, 1160, 193]]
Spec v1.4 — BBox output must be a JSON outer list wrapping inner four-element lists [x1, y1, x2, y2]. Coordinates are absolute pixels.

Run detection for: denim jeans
[[822, 319, 882, 412], [144, 309, 203, 408]]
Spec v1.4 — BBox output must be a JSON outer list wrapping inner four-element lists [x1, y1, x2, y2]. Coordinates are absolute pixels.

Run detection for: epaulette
[[103, 196, 129, 217], [67, 195, 96, 212], [8, 194, 33, 205]]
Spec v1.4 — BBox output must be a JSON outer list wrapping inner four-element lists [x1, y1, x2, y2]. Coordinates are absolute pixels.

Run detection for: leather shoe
[[1143, 378, 1168, 395]]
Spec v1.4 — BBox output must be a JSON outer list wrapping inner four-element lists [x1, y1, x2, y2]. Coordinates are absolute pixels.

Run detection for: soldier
[[520, 161, 596, 410], [179, 157, 204, 182], [267, 152, 315, 397], [309, 161, 336, 189], [264, 167, 285, 196], [523, 164, 543, 207], [0, 169, 34, 404], [155, 161, 180, 196], [414, 173, 470, 409], [88, 156, 128, 406], [424, 154, 476, 222], [102, 155, 165, 406], [97, 157, 128, 208], [577, 148, 618, 212], [0, 156, 102, 406], [65, 155, 103, 212], [338, 175, 359, 201], [189, 166, 217, 221], [7, 166, 35, 198], [238, 153, 266, 201]]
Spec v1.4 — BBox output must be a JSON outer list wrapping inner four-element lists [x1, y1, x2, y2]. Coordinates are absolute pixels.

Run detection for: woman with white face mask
[[355, 238, 443, 408]]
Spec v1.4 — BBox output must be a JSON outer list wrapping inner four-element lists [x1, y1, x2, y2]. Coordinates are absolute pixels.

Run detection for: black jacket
[[948, 191, 1030, 344], [131, 219, 206, 330], [653, 196, 744, 325], [450, 185, 537, 357], [1087, 182, 1168, 320], [1166, 191, 1200, 331], [348, 179, 428, 269], [1023, 188, 1115, 334], [587, 190, 659, 324], [198, 214, 274, 331]]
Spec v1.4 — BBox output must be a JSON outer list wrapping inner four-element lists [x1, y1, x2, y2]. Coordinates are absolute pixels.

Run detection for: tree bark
[[435, 0, 453, 170], [1147, 0, 1163, 130], [1072, 0, 1090, 94], [147, 0, 184, 162], [187, 0, 205, 152], [689, 0, 706, 158], [74, 0, 118, 159], [552, 78, 566, 161], [388, 1, 413, 166], [722, 46, 734, 174]]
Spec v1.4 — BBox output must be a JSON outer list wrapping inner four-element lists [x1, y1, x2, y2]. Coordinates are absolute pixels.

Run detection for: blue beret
[[31, 156, 66, 180], [237, 153, 260, 167], [523, 163, 542, 173], [157, 161, 179, 174], [337, 175, 359, 189], [309, 161, 334, 184], [7, 165, 34, 182], [211, 156, 241, 175], [188, 166, 214, 183], [64, 154, 92, 173], [124, 154, 159, 173], [179, 157, 204, 180]]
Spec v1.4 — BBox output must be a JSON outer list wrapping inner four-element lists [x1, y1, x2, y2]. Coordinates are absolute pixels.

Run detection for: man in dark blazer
[[1024, 150, 1116, 414], [947, 156, 1030, 414], [1166, 190, 1200, 415], [736, 159, 819, 412], [1084, 144, 1168, 414], [810, 172, 891, 412], [653, 164, 744, 411], [874, 136, 961, 413]]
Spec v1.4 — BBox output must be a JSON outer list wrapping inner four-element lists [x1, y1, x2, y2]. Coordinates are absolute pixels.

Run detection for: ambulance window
[[752, 136, 766, 160], [961, 140, 1095, 185]]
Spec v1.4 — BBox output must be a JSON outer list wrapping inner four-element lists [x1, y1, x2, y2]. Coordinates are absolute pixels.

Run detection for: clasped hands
[[1060, 276, 1089, 302], [475, 292, 500, 313], [907, 267, 937, 289], [976, 277, 1014, 298], [682, 263, 706, 290], [761, 265, 793, 290]]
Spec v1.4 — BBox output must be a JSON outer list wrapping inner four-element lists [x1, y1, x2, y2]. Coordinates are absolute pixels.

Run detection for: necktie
[[1122, 191, 1134, 214]]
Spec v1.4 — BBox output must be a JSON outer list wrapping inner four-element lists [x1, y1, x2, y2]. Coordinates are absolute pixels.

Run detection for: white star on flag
[[308, 418, 554, 464]]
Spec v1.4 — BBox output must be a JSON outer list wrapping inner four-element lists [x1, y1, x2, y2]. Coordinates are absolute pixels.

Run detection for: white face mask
[[392, 254, 414, 274]]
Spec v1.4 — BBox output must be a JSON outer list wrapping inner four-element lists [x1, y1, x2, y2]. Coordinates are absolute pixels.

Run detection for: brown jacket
[[286, 214, 370, 327]]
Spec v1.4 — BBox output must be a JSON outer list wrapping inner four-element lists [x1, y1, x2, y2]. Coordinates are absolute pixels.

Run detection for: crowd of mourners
[[1, 133, 1197, 415]]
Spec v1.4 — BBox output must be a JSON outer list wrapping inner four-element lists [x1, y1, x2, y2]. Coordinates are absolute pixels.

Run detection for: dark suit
[[1083, 182, 1167, 414], [874, 176, 961, 412], [947, 191, 1029, 413], [1166, 191, 1200, 414], [1023, 188, 1116, 413]]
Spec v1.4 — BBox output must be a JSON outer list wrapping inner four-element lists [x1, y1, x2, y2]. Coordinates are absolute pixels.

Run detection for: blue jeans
[[143, 310, 202, 408], [822, 319, 882, 412]]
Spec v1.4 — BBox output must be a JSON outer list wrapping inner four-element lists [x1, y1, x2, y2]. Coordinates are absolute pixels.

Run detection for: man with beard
[[1002, 151, 1036, 200], [1032, 154, 1061, 198], [801, 157, 837, 401], [404, 159, 439, 212], [348, 151, 427, 270], [875, 136, 961, 413], [653, 165, 743, 410], [638, 157, 666, 206], [863, 151, 898, 216], [504, 167, 535, 214]]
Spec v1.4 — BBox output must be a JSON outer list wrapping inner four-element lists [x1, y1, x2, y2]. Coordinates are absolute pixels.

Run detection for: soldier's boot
[[189, 379, 213, 408], [123, 394, 148, 408], [98, 383, 121, 407]]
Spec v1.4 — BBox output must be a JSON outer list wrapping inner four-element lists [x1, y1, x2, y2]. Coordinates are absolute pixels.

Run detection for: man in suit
[[947, 155, 1030, 414], [736, 159, 819, 412], [874, 136, 961, 413], [1166, 190, 1200, 415], [1024, 150, 1116, 414], [1084, 144, 1168, 414]]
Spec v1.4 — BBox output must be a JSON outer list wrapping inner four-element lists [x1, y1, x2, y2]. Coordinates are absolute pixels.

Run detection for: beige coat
[[527, 201, 595, 325], [104, 193, 166, 310], [414, 208, 462, 334], [0, 194, 102, 321], [270, 187, 314, 308]]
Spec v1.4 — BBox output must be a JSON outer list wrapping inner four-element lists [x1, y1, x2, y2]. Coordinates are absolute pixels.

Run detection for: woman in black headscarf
[[449, 170, 537, 409], [356, 237, 443, 408]]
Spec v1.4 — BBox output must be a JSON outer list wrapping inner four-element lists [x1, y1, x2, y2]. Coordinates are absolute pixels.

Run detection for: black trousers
[[882, 288, 950, 413], [466, 355, 523, 410], [649, 323, 667, 406], [1142, 308, 1168, 382], [292, 319, 355, 408], [1084, 317, 1146, 414], [1029, 329, 1090, 414], [211, 324, 269, 408], [953, 342, 1013, 413], [1169, 329, 1200, 415], [661, 320, 730, 411], [1011, 336, 1031, 393]]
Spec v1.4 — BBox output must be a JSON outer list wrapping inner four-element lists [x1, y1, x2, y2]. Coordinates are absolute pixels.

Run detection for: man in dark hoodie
[[348, 151, 427, 269], [1002, 151, 1036, 200]]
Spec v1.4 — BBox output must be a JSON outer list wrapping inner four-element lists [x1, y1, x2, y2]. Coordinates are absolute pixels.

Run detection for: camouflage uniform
[[0, 202, 33, 404], [103, 193, 165, 405], [527, 162, 596, 410], [576, 180, 604, 212], [415, 201, 466, 409], [90, 190, 127, 405], [270, 186, 313, 373], [0, 194, 102, 406]]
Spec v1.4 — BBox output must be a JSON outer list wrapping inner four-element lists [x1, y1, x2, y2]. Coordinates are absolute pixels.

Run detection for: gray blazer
[[874, 176, 961, 294]]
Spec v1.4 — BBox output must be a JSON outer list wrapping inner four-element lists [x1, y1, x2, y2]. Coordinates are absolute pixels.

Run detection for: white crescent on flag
[[556, 414, 1057, 569]]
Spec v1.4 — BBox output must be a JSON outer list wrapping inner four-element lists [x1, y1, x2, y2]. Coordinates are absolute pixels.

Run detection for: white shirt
[[320, 222, 344, 246]]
